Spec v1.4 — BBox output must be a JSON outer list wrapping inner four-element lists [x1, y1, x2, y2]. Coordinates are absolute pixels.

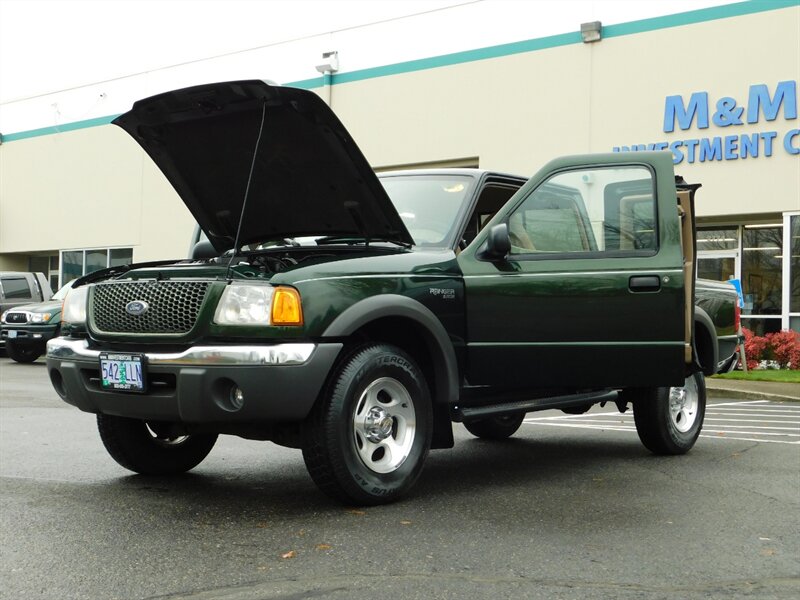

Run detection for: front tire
[[632, 371, 706, 455], [302, 344, 433, 505], [464, 413, 525, 440], [6, 341, 42, 363], [97, 415, 217, 475]]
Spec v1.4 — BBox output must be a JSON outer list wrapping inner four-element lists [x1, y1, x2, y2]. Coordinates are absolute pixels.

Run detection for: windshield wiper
[[315, 235, 412, 249]]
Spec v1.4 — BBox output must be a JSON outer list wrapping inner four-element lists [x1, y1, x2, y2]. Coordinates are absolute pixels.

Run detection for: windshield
[[194, 173, 474, 250], [379, 174, 473, 247]]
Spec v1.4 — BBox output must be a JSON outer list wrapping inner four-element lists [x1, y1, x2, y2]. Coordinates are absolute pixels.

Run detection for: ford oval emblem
[[126, 300, 149, 316]]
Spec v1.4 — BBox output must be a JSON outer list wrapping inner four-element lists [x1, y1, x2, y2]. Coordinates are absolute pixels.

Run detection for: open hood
[[113, 80, 413, 251]]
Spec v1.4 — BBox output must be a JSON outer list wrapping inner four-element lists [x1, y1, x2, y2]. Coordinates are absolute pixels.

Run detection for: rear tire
[[302, 343, 432, 506], [6, 341, 42, 363], [97, 414, 217, 475], [632, 371, 706, 455], [464, 413, 525, 440]]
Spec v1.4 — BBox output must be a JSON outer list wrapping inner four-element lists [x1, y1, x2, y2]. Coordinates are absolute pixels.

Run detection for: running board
[[453, 390, 618, 422]]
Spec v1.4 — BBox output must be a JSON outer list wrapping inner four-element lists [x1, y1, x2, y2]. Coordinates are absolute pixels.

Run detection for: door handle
[[629, 275, 661, 292]]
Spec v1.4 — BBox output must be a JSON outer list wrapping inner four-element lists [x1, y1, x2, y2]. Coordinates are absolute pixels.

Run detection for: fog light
[[33, 333, 42, 339], [230, 387, 245, 410]]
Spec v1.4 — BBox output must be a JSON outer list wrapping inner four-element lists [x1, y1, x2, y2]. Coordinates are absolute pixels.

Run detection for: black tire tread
[[6, 341, 42, 363], [97, 414, 217, 475], [464, 413, 525, 440], [302, 343, 431, 505], [633, 372, 706, 455]]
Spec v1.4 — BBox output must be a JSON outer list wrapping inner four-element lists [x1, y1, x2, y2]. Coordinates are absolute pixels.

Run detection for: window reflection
[[742, 226, 782, 315], [740, 317, 782, 336], [697, 227, 738, 251], [791, 216, 799, 313]]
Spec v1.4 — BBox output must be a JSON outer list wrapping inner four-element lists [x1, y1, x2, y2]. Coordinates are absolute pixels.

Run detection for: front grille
[[5, 312, 29, 324], [91, 281, 210, 334]]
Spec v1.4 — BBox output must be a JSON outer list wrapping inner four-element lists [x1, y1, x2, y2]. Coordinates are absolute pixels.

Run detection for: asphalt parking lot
[[1, 356, 798, 600]]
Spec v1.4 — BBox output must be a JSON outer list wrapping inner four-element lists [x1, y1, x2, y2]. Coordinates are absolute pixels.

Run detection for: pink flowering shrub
[[740, 327, 800, 370], [742, 328, 769, 370], [766, 330, 800, 369]]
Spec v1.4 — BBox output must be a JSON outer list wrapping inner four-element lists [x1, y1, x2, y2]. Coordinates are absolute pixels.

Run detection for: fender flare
[[323, 294, 459, 405], [693, 306, 719, 376]]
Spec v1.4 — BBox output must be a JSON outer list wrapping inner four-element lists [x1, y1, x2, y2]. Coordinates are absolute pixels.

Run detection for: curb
[[706, 387, 800, 402]]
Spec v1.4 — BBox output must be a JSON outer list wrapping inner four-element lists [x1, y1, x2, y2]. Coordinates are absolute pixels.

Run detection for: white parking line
[[702, 424, 800, 431], [699, 435, 800, 445], [705, 418, 800, 424], [702, 428, 799, 437], [522, 400, 800, 445], [706, 413, 800, 419], [711, 400, 770, 406]]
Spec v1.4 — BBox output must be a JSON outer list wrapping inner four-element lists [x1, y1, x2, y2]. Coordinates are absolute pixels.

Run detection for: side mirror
[[484, 223, 511, 260], [190, 239, 218, 260]]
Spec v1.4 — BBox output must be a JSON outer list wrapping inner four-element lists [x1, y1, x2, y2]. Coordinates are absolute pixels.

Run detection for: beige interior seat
[[508, 213, 536, 250]]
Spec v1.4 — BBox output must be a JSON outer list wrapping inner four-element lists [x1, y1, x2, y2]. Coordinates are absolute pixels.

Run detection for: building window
[[60, 248, 133, 286], [698, 218, 798, 334], [742, 224, 782, 316], [28, 254, 60, 292], [110, 248, 133, 268], [788, 214, 800, 332], [790, 215, 799, 314], [697, 227, 738, 251], [50, 256, 59, 291]]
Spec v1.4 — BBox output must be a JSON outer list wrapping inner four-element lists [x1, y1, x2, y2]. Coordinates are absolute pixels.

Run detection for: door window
[[507, 167, 655, 256]]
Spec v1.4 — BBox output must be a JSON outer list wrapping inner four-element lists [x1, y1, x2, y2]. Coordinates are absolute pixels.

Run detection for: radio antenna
[[225, 100, 267, 280]]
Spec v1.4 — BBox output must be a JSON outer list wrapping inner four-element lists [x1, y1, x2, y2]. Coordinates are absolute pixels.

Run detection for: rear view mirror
[[483, 223, 511, 260]]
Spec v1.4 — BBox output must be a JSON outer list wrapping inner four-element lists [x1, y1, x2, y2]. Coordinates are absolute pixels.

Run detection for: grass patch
[[714, 370, 800, 384]]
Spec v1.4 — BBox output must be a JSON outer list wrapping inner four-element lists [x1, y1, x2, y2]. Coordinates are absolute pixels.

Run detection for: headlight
[[62, 286, 89, 325], [214, 284, 303, 326], [214, 284, 274, 325], [31, 313, 52, 323], [0, 310, 7, 324]]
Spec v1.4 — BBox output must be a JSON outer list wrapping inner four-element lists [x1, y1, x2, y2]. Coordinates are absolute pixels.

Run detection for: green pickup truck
[[46, 81, 739, 505], [2, 280, 72, 362]]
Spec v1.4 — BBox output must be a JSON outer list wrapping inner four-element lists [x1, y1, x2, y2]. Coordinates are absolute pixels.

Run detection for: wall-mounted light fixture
[[581, 21, 602, 43], [315, 51, 339, 74]]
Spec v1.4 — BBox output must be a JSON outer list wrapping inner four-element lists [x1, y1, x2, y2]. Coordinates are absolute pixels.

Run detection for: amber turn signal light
[[271, 287, 303, 326]]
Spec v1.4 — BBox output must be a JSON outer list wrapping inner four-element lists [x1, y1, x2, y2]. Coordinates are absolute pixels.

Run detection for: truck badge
[[125, 301, 149, 316]]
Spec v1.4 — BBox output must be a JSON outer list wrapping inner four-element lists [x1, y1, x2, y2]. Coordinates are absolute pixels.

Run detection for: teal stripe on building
[[2, 0, 796, 143]]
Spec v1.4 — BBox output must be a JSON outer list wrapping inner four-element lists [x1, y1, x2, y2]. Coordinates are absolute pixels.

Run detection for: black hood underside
[[113, 80, 412, 251]]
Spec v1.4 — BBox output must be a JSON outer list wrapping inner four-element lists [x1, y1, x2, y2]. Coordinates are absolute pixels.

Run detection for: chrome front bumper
[[46, 337, 316, 366]]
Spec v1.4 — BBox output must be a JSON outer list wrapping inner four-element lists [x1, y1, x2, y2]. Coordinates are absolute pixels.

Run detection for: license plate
[[99, 353, 146, 392], [8, 330, 17, 339]]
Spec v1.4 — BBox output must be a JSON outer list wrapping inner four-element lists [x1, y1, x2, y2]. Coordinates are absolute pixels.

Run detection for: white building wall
[[0, 1, 797, 276]]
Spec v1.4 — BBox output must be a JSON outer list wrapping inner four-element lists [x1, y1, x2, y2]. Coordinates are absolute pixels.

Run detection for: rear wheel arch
[[693, 307, 718, 376]]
